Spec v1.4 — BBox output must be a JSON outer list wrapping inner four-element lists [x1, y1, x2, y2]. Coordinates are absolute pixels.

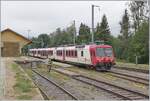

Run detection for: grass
[[17, 95, 32, 100], [11, 63, 34, 100], [116, 61, 149, 70], [13, 74, 32, 93]]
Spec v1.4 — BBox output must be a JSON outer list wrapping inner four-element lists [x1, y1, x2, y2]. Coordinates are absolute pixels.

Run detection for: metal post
[[91, 5, 100, 44], [92, 5, 94, 43]]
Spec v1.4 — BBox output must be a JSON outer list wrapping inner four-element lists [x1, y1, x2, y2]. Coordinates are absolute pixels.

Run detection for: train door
[[77, 48, 86, 64], [63, 49, 65, 61], [90, 48, 96, 65]]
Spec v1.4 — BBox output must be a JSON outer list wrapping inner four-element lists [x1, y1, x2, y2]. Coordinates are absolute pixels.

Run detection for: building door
[[2, 42, 20, 57]]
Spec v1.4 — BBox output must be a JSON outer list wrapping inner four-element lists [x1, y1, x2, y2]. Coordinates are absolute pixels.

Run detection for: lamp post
[[91, 4, 100, 44]]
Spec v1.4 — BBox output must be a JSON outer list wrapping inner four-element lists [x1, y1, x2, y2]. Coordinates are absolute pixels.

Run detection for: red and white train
[[29, 44, 115, 71]]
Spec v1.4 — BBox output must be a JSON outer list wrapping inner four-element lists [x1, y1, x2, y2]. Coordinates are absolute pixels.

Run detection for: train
[[29, 44, 115, 71]]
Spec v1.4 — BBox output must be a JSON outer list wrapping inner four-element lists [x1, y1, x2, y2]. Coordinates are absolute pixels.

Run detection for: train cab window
[[81, 51, 83, 57]]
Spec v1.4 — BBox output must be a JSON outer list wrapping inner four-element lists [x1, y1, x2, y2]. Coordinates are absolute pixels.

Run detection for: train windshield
[[96, 48, 113, 57]]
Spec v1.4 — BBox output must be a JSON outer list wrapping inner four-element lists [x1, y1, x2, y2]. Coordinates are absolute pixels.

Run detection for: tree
[[77, 23, 91, 44], [128, 21, 149, 64], [30, 37, 41, 48], [65, 23, 76, 44], [119, 9, 131, 60], [129, 1, 149, 32], [95, 14, 111, 42], [38, 34, 50, 48], [119, 9, 131, 40], [49, 23, 76, 46]]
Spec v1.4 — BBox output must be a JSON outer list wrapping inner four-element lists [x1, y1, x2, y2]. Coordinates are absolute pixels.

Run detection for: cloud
[[1, 1, 128, 38]]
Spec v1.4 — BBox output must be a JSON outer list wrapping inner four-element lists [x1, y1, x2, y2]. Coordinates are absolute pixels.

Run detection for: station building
[[1, 28, 32, 57]]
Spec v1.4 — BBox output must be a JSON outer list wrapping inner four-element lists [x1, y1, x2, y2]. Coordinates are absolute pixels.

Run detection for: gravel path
[[0, 58, 6, 100]]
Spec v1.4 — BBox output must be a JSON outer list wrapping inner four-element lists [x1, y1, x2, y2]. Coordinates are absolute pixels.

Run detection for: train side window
[[71, 50, 73, 57], [60, 50, 62, 56], [66, 51, 68, 56], [69, 50, 70, 57], [75, 50, 77, 57], [73, 50, 75, 57], [81, 51, 83, 57], [67, 51, 68, 57], [66, 51, 67, 56]]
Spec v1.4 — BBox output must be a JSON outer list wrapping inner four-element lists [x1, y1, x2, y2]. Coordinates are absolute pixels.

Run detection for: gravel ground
[[15, 56, 149, 99], [0, 58, 5, 100], [1, 57, 43, 100], [52, 62, 149, 96], [32, 71, 75, 100], [35, 67, 123, 100]]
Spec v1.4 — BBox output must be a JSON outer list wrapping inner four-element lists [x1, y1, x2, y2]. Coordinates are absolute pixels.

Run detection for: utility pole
[[92, 5, 94, 44], [73, 20, 76, 45], [91, 4, 100, 44]]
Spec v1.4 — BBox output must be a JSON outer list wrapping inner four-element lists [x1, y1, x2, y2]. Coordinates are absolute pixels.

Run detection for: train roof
[[29, 44, 112, 51]]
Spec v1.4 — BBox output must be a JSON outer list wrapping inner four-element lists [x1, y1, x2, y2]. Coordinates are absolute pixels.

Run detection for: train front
[[94, 45, 115, 71]]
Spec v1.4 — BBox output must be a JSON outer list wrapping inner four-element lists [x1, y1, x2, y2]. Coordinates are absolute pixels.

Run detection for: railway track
[[17, 58, 149, 100], [110, 69, 149, 86], [114, 66, 149, 74], [53, 64, 149, 86], [32, 69, 78, 100], [72, 75, 149, 100], [52, 68, 149, 100]]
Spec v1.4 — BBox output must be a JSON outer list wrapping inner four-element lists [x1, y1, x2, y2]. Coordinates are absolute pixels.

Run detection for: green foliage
[[110, 37, 122, 58], [95, 14, 111, 42], [77, 23, 91, 44], [115, 1, 149, 64], [14, 78, 32, 93], [11, 63, 34, 100], [38, 34, 50, 48], [12, 63, 32, 93], [49, 24, 75, 46], [129, 1, 148, 32], [118, 9, 131, 60], [17, 95, 32, 100], [128, 21, 149, 63]]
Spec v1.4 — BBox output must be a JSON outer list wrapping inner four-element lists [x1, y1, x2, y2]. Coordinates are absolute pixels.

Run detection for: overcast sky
[[1, 1, 129, 38]]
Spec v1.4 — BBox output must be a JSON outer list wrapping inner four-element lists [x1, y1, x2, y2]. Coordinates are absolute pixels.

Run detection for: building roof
[[1, 28, 32, 45]]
